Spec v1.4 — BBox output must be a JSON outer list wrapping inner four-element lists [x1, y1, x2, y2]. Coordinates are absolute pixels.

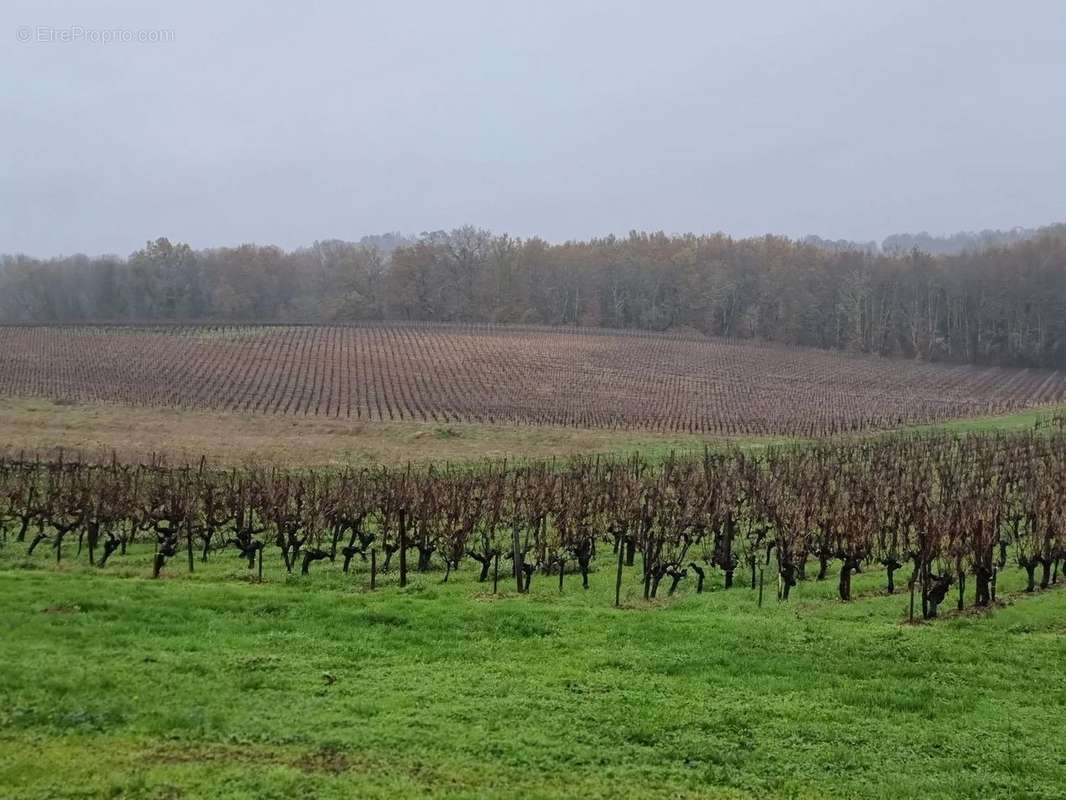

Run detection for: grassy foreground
[[2, 547, 1065, 799]]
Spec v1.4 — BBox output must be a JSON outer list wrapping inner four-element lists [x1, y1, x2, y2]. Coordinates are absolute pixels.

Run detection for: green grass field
[[2, 545, 1065, 799]]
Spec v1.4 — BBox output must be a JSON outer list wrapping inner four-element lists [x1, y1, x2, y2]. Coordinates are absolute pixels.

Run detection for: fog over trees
[[2, 225, 1064, 369]]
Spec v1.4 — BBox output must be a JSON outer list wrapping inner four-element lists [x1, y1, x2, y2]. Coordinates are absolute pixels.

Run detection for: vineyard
[[5, 427, 1066, 798], [2, 323, 1065, 436], [6, 328, 1066, 800], [4, 426, 1065, 618]]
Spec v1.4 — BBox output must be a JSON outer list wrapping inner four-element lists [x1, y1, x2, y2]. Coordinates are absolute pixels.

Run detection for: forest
[[2, 225, 1065, 368]]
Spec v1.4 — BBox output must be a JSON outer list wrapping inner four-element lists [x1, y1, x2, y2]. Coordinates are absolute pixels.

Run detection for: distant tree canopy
[[2, 225, 1065, 368], [881, 226, 1043, 256]]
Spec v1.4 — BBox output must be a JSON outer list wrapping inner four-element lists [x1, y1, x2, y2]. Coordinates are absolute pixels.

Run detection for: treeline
[[804, 224, 1042, 256], [3, 423, 1065, 617], [880, 226, 1042, 256], [2, 225, 1065, 367]]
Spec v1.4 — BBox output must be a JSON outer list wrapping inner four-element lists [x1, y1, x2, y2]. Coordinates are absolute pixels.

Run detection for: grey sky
[[2, 0, 1064, 257]]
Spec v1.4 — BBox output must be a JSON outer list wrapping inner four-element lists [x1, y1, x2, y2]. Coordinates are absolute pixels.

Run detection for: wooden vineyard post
[[370, 549, 377, 590], [186, 519, 195, 574], [492, 551, 499, 594], [919, 561, 929, 620], [558, 559, 565, 592], [642, 548, 650, 600], [512, 521, 523, 593], [257, 546, 263, 583], [398, 509, 408, 588], [189, 457, 205, 574], [758, 567, 764, 608], [909, 580, 916, 622], [615, 539, 625, 607]]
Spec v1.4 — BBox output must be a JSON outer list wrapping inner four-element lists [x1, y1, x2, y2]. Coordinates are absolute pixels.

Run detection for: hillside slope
[[1, 324, 1064, 436]]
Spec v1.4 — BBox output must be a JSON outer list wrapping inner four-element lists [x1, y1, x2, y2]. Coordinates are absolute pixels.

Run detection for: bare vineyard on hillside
[[0, 324, 1064, 435]]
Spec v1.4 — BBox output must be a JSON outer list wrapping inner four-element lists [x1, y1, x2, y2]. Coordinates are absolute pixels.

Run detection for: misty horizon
[[2, 222, 1060, 262]]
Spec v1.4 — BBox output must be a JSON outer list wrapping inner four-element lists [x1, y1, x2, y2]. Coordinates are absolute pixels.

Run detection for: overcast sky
[[2, 0, 1064, 257]]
